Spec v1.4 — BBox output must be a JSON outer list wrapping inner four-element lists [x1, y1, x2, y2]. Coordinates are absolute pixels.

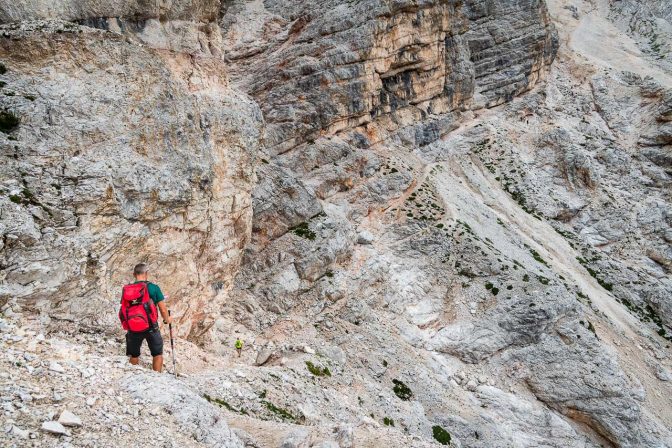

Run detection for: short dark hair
[[133, 263, 149, 276]]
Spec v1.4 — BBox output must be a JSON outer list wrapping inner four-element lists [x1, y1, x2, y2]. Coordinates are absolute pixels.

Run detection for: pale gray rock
[[255, 345, 273, 367], [48, 362, 65, 373], [280, 429, 309, 448], [58, 410, 82, 427], [41, 421, 68, 435], [357, 230, 375, 245], [10, 425, 29, 439]]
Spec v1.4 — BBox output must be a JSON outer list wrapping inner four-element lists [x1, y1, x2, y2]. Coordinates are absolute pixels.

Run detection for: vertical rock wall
[[0, 21, 262, 340]]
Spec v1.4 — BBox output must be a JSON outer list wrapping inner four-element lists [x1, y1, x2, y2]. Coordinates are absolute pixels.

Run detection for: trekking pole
[[168, 310, 177, 378]]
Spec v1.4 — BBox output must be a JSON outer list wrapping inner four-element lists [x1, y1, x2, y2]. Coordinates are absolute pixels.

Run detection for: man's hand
[[164, 315, 173, 325]]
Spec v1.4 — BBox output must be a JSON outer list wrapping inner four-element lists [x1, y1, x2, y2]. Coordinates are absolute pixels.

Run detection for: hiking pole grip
[[168, 310, 177, 377]]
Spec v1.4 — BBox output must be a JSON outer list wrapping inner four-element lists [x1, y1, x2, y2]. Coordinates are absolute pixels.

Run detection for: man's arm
[[157, 300, 172, 324], [150, 284, 172, 325]]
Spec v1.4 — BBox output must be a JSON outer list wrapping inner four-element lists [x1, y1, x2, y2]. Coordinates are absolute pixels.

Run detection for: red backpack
[[118, 282, 158, 332]]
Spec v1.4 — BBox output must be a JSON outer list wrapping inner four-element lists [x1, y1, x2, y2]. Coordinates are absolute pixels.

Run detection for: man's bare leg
[[152, 355, 163, 372], [129, 357, 139, 365]]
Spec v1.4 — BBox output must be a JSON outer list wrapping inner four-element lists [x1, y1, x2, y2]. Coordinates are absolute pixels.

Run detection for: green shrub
[[291, 222, 316, 240], [432, 425, 452, 445], [528, 248, 549, 267], [306, 361, 331, 377], [392, 379, 412, 401], [0, 110, 19, 134], [204, 393, 248, 415], [262, 400, 298, 422], [383, 417, 395, 427]]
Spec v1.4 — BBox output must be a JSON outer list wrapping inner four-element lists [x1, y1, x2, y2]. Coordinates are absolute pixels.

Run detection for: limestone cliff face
[[0, 0, 220, 23], [221, 0, 558, 153], [0, 21, 262, 339]]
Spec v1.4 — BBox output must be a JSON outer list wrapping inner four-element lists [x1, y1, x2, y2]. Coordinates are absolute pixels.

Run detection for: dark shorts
[[126, 328, 163, 358]]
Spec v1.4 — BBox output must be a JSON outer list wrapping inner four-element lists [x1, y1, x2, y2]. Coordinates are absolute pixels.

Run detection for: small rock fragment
[[11, 425, 29, 439], [49, 362, 65, 373], [41, 421, 68, 435], [58, 409, 82, 427], [357, 231, 374, 245]]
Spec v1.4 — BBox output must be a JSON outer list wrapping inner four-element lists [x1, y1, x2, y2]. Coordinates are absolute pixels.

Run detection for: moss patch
[[432, 425, 452, 445]]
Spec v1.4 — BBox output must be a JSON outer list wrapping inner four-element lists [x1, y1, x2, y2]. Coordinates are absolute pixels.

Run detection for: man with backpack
[[119, 263, 173, 372]]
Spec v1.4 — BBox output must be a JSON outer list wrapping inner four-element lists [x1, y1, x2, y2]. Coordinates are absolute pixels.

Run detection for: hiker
[[235, 336, 243, 357], [118, 263, 173, 372]]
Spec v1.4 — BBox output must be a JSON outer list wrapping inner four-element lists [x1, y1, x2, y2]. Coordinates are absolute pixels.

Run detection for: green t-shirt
[[134, 281, 165, 305]]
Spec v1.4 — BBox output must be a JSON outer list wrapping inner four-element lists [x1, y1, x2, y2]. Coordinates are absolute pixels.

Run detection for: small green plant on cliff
[[392, 379, 412, 401], [306, 361, 331, 377], [291, 222, 316, 240], [0, 110, 19, 134], [432, 425, 452, 445], [527, 247, 549, 267], [485, 282, 499, 296], [203, 394, 247, 415], [537, 275, 550, 285], [383, 417, 395, 427], [262, 400, 298, 423]]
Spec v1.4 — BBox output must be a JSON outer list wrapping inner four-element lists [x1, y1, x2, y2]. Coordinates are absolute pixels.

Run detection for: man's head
[[133, 263, 149, 281]]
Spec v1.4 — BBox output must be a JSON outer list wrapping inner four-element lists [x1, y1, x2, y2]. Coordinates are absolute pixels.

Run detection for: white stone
[[11, 425, 29, 439], [58, 410, 82, 427], [357, 230, 375, 245], [41, 421, 68, 435], [49, 362, 65, 373]]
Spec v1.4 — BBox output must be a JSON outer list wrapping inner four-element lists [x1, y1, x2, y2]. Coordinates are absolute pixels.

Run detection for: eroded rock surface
[[1, 0, 672, 447], [0, 20, 262, 341]]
